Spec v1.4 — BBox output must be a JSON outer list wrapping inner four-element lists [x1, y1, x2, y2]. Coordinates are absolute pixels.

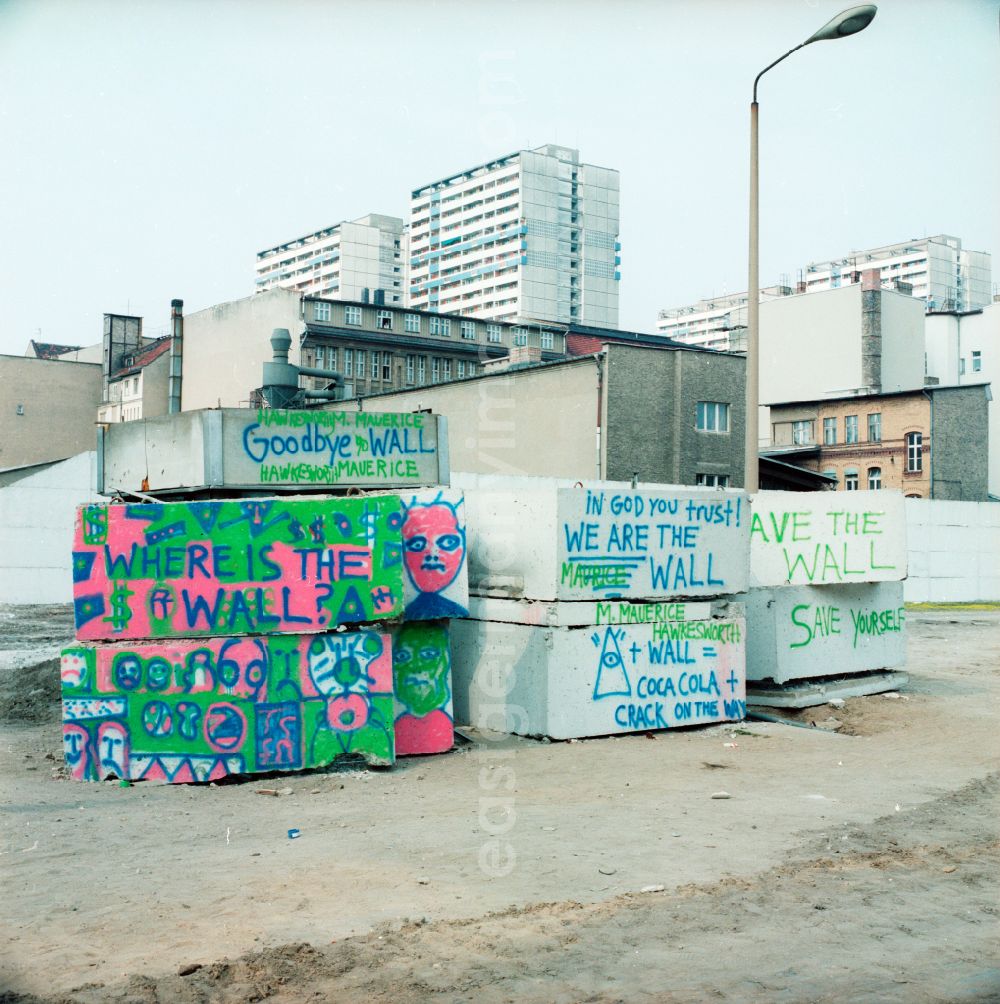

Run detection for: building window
[[371, 351, 380, 380], [315, 346, 325, 368], [960, 358, 966, 375], [487, 324, 502, 343], [356, 349, 366, 378], [430, 317, 451, 337], [823, 417, 837, 445], [468, 362, 477, 376], [377, 310, 392, 331], [382, 354, 391, 381], [432, 357, 441, 382], [461, 320, 476, 340], [845, 471, 859, 491], [344, 305, 362, 326], [821, 468, 838, 488], [457, 360, 466, 378], [405, 314, 421, 334], [866, 412, 881, 443], [541, 331, 554, 350], [328, 347, 337, 372], [845, 415, 858, 444], [512, 328, 528, 347], [406, 355, 415, 384], [344, 348, 353, 378], [792, 419, 813, 445], [696, 401, 730, 433], [696, 473, 730, 488], [418, 356, 426, 384], [972, 350, 982, 372], [906, 432, 923, 472], [443, 359, 452, 380], [314, 301, 331, 322], [868, 466, 882, 490]]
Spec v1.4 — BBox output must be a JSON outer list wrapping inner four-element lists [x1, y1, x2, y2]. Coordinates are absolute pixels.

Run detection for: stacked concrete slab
[[61, 407, 469, 783], [451, 478, 750, 739], [745, 490, 908, 703]]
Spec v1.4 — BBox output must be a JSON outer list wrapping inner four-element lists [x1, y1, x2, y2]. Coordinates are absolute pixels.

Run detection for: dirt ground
[[1, 606, 998, 1003]]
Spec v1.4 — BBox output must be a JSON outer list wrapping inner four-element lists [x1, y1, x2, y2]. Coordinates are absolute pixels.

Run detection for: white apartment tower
[[800, 235, 991, 312], [658, 234, 992, 350], [408, 145, 620, 327], [255, 213, 406, 305]]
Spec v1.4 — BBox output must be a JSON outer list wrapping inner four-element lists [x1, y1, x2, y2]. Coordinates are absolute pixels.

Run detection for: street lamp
[[745, 4, 877, 493]]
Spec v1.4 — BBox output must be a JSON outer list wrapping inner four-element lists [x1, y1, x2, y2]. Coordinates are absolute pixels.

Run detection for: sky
[[0, 0, 997, 354]]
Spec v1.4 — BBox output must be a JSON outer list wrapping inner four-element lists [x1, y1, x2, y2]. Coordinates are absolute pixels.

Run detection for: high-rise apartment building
[[255, 213, 406, 305], [800, 235, 991, 312], [658, 234, 992, 349], [408, 145, 620, 327]]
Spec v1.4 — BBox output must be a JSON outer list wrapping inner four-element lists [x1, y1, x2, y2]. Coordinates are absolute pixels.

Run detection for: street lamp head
[[804, 5, 877, 45]]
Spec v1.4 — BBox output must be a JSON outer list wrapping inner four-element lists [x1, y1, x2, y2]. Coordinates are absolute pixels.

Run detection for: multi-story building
[[407, 144, 620, 327], [766, 383, 990, 501], [655, 285, 793, 348], [301, 298, 566, 400], [255, 213, 406, 305], [96, 338, 171, 423], [925, 302, 999, 497], [659, 235, 992, 349], [801, 235, 991, 312], [333, 340, 744, 487]]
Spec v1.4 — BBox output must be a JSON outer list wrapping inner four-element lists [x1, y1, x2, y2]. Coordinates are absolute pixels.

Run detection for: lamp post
[[745, 4, 877, 493]]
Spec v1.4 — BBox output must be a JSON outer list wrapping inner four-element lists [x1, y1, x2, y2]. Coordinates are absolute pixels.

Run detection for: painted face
[[60, 651, 88, 689], [63, 723, 91, 781], [97, 721, 129, 779], [394, 628, 450, 718], [307, 633, 381, 698], [216, 638, 268, 701], [402, 503, 465, 596], [113, 654, 142, 691]]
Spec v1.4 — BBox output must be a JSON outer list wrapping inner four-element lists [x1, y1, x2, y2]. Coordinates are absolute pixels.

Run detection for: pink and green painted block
[[61, 630, 395, 783], [391, 622, 454, 755], [72, 497, 404, 641]]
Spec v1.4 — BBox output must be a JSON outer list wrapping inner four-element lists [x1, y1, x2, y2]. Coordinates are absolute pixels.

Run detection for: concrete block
[[71, 496, 405, 641], [451, 602, 746, 739], [466, 484, 749, 601], [466, 595, 716, 628], [744, 582, 906, 685], [751, 490, 907, 587], [60, 629, 395, 782], [390, 621, 453, 756], [398, 488, 468, 620]]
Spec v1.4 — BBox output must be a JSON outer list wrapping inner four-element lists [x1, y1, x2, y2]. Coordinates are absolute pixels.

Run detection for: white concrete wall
[[880, 291, 927, 393], [462, 479, 749, 601], [905, 499, 1000, 602], [745, 581, 906, 684], [750, 490, 907, 587], [0, 453, 99, 604], [451, 601, 745, 739], [181, 288, 302, 411]]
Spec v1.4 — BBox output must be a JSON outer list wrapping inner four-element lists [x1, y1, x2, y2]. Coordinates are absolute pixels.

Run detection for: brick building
[[766, 384, 990, 500]]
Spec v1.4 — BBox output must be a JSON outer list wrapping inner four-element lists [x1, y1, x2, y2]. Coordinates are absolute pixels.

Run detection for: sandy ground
[[1, 606, 998, 1003]]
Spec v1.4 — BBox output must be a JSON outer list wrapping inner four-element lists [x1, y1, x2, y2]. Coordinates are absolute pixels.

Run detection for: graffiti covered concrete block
[[60, 630, 395, 782], [399, 489, 468, 620], [72, 496, 404, 641], [451, 600, 745, 740], [750, 490, 907, 588], [745, 581, 906, 684], [466, 485, 749, 602], [100, 408, 449, 494], [391, 622, 453, 755]]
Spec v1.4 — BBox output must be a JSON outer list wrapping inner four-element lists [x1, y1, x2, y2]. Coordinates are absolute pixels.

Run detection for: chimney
[[167, 299, 184, 413]]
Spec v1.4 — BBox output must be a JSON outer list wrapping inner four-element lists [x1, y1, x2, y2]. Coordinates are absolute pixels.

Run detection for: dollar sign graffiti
[[102, 582, 135, 632]]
